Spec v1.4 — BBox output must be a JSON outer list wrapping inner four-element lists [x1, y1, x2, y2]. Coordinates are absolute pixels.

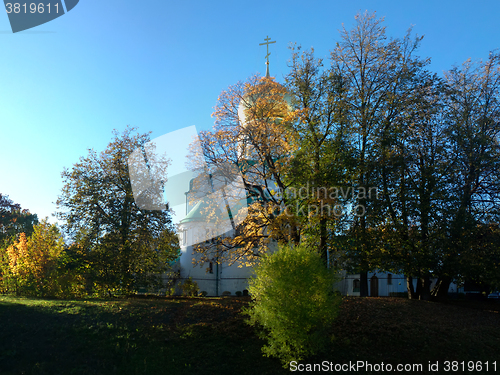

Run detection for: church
[[174, 37, 459, 298]]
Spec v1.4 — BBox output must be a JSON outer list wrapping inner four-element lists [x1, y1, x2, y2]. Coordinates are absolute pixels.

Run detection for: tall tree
[[432, 52, 500, 298], [187, 75, 298, 267], [376, 73, 449, 300], [377, 52, 500, 300], [56, 127, 179, 294], [328, 11, 430, 296], [285, 46, 349, 265]]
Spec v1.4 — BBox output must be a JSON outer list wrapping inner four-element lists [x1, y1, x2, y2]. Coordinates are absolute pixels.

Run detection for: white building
[[177, 193, 255, 296]]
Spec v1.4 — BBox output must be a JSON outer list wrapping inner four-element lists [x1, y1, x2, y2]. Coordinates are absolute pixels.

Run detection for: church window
[[387, 273, 392, 285], [353, 279, 360, 293], [209, 262, 213, 274]]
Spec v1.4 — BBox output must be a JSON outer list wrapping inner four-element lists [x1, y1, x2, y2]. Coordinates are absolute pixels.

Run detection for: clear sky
[[1, 0, 500, 226]]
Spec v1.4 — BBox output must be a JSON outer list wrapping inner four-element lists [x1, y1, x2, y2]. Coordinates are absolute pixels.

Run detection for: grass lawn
[[0, 296, 499, 374]]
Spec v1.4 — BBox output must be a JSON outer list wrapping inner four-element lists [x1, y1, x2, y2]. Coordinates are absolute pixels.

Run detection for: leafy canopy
[[56, 127, 179, 294]]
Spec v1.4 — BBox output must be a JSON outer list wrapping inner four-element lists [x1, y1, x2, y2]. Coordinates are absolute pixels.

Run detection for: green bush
[[235, 290, 242, 297], [180, 277, 199, 296], [245, 243, 341, 366]]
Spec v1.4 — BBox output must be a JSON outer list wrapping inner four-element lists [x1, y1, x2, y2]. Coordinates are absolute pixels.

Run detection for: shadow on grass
[[0, 296, 285, 375], [2, 296, 499, 375]]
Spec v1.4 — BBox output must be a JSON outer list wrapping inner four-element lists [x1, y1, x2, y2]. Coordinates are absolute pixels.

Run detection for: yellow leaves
[[6, 233, 29, 276], [5, 221, 64, 285], [186, 74, 300, 267]]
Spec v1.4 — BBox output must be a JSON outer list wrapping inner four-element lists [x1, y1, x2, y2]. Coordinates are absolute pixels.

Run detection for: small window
[[182, 229, 187, 245], [387, 274, 392, 285], [208, 262, 213, 274], [353, 279, 360, 293]]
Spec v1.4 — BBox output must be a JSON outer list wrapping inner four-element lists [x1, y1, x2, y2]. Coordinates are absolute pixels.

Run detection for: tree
[[187, 75, 298, 267], [369, 70, 449, 300], [284, 46, 349, 265], [321, 11, 432, 295], [0, 193, 38, 244], [0, 194, 39, 294], [368, 51, 500, 300], [56, 127, 179, 295], [1, 220, 64, 296], [431, 52, 500, 298]]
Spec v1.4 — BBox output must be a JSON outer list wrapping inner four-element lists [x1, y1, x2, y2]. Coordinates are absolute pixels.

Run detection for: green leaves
[[56, 127, 179, 295], [245, 243, 340, 366]]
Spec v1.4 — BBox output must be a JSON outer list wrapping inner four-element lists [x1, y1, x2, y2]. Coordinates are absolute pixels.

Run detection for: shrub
[[199, 290, 207, 297], [180, 277, 199, 296], [235, 290, 242, 297], [245, 243, 341, 367], [221, 291, 231, 296]]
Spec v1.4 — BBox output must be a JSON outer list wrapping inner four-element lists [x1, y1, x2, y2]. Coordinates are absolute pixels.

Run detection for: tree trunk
[[419, 275, 431, 301], [290, 223, 300, 245], [360, 271, 369, 297], [319, 217, 328, 265], [431, 276, 451, 301], [415, 277, 421, 299], [406, 275, 416, 299]]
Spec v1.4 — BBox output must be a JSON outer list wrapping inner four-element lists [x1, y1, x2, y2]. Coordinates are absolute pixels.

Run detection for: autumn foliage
[[0, 220, 82, 297], [187, 75, 300, 267], [190, 11, 500, 300]]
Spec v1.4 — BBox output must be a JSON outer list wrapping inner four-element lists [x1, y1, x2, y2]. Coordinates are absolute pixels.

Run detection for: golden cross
[[259, 35, 276, 65]]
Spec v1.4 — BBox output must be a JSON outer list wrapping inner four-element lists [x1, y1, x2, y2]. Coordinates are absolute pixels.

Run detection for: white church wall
[[337, 272, 462, 297], [180, 245, 254, 296], [337, 271, 408, 297], [178, 219, 257, 296]]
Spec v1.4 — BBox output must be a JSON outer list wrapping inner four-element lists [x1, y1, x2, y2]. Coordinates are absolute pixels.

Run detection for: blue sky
[[1, 0, 500, 225]]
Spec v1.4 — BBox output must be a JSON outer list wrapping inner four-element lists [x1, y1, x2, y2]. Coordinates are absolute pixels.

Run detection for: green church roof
[[179, 200, 217, 224], [179, 197, 250, 225]]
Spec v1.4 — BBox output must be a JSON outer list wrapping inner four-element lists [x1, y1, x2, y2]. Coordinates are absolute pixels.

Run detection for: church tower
[[178, 36, 291, 296]]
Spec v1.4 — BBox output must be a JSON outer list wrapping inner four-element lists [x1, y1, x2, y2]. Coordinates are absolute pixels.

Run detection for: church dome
[[237, 77, 293, 127]]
